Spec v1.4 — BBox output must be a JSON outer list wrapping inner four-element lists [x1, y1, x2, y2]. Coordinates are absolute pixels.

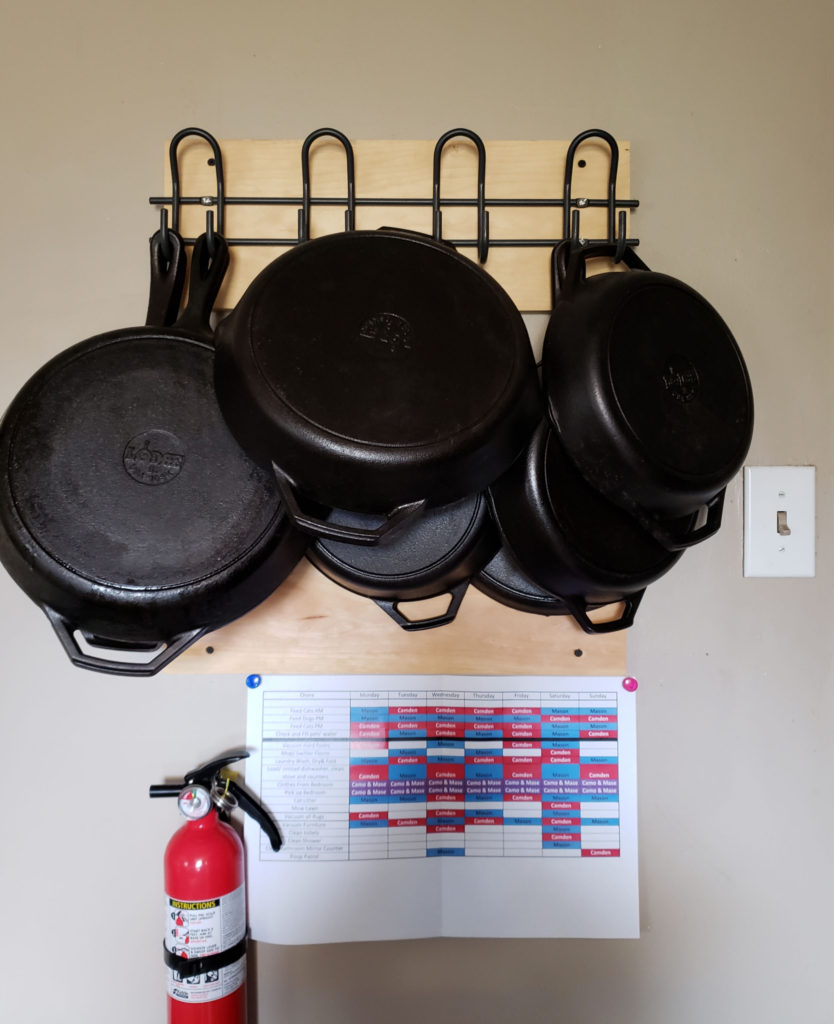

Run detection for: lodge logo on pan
[[123, 430, 185, 486], [662, 355, 700, 403], [358, 312, 413, 358]]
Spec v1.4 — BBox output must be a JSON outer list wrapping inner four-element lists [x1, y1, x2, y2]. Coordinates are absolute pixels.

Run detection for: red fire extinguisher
[[150, 750, 282, 1024]]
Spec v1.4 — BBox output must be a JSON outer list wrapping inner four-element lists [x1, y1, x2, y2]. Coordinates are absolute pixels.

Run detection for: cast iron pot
[[488, 419, 685, 634], [542, 241, 753, 550], [214, 228, 542, 546], [306, 491, 499, 630], [0, 231, 308, 675], [473, 544, 573, 617]]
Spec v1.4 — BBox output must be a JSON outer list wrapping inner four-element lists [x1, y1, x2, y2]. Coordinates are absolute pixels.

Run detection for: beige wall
[[1, 2, 831, 1022]]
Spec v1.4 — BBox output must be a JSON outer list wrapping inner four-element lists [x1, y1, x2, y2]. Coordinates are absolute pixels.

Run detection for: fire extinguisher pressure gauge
[[177, 784, 213, 820]]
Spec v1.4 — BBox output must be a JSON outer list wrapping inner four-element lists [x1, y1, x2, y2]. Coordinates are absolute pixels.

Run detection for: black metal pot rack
[[149, 126, 639, 268]]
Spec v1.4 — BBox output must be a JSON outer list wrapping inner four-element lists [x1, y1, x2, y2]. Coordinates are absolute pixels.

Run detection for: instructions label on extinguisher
[[165, 885, 246, 1003]]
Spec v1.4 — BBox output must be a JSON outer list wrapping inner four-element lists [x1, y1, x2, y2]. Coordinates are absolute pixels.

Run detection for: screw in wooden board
[[574, 649, 583, 657], [205, 646, 214, 655]]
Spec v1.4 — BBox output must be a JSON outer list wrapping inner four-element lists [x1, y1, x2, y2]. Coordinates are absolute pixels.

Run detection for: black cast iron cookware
[[0, 231, 308, 675], [488, 419, 684, 634], [305, 491, 499, 630], [542, 241, 753, 550], [473, 544, 573, 617], [214, 228, 542, 546]]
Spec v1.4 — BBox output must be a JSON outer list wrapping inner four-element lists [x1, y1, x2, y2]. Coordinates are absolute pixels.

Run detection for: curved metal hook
[[298, 128, 356, 242], [562, 128, 622, 258], [432, 129, 489, 263], [168, 127, 225, 256]]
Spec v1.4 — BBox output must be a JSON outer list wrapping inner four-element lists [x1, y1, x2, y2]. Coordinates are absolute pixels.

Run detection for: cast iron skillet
[[306, 492, 499, 630], [542, 241, 753, 551], [0, 230, 308, 675], [488, 419, 685, 634], [214, 227, 542, 546]]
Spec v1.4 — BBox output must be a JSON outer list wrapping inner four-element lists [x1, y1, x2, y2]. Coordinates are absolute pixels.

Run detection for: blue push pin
[[246, 674, 262, 689]]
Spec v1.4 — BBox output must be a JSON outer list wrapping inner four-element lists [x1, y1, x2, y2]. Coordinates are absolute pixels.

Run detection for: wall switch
[[743, 466, 815, 577]]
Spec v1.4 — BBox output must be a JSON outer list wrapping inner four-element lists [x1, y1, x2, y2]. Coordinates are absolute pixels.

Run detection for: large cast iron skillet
[[0, 231, 307, 675], [214, 228, 542, 546], [543, 241, 753, 550]]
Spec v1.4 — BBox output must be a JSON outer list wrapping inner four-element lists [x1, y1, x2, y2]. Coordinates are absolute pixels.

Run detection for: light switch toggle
[[776, 510, 791, 536]]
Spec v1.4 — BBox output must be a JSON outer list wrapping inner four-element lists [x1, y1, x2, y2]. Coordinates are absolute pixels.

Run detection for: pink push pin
[[622, 677, 639, 693]]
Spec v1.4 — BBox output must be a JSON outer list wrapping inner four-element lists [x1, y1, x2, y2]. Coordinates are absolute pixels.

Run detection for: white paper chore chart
[[243, 675, 639, 943]]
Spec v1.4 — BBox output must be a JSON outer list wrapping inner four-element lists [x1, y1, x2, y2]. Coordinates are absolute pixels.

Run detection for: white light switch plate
[[743, 466, 815, 577]]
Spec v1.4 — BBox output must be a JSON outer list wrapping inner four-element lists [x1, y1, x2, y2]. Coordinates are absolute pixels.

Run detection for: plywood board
[[167, 559, 626, 676]]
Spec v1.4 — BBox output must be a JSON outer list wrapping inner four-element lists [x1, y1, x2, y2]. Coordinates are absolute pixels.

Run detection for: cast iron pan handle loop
[[272, 465, 428, 547], [636, 490, 726, 551], [552, 239, 651, 306], [146, 216, 187, 327], [298, 128, 356, 242], [172, 233, 230, 338], [563, 591, 644, 635], [375, 580, 470, 632], [433, 129, 489, 263], [41, 606, 207, 676], [168, 126, 226, 253]]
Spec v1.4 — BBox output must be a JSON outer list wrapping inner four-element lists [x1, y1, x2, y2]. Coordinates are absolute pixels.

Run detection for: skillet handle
[[375, 580, 469, 632], [173, 233, 230, 338], [563, 591, 644, 635], [553, 240, 650, 305], [635, 490, 725, 551], [272, 465, 428, 547], [146, 226, 187, 327], [41, 606, 206, 676]]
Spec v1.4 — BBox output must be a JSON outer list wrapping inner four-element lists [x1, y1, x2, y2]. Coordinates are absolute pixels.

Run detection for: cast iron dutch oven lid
[[0, 231, 306, 675], [543, 242, 753, 546], [214, 228, 542, 532]]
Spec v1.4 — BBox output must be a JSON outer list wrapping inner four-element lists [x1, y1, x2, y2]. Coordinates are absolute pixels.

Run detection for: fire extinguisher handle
[[184, 749, 250, 786], [227, 779, 283, 852]]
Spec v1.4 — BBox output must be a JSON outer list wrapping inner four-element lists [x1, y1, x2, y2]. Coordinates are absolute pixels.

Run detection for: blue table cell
[[349, 818, 388, 829], [542, 765, 580, 780], [427, 816, 465, 827], [349, 794, 389, 804], [581, 756, 618, 765], [427, 848, 466, 857], [581, 818, 619, 826], [428, 754, 464, 764], [389, 765, 427, 780], [350, 709, 389, 721], [389, 728, 428, 739], [543, 840, 581, 849]]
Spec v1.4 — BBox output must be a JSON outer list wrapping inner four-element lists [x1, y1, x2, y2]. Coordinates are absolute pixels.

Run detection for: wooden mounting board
[[166, 559, 626, 676], [163, 137, 629, 676], [162, 137, 631, 312]]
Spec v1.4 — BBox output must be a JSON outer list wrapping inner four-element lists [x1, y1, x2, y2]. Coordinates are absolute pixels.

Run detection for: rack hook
[[168, 127, 226, 256], [562, 129, 623, 258], [432, 129, 489, 263], [298, 128, 356, 242]]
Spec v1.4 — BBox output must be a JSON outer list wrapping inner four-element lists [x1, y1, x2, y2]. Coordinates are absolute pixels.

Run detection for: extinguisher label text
[[165, 885, 246, 1004]]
